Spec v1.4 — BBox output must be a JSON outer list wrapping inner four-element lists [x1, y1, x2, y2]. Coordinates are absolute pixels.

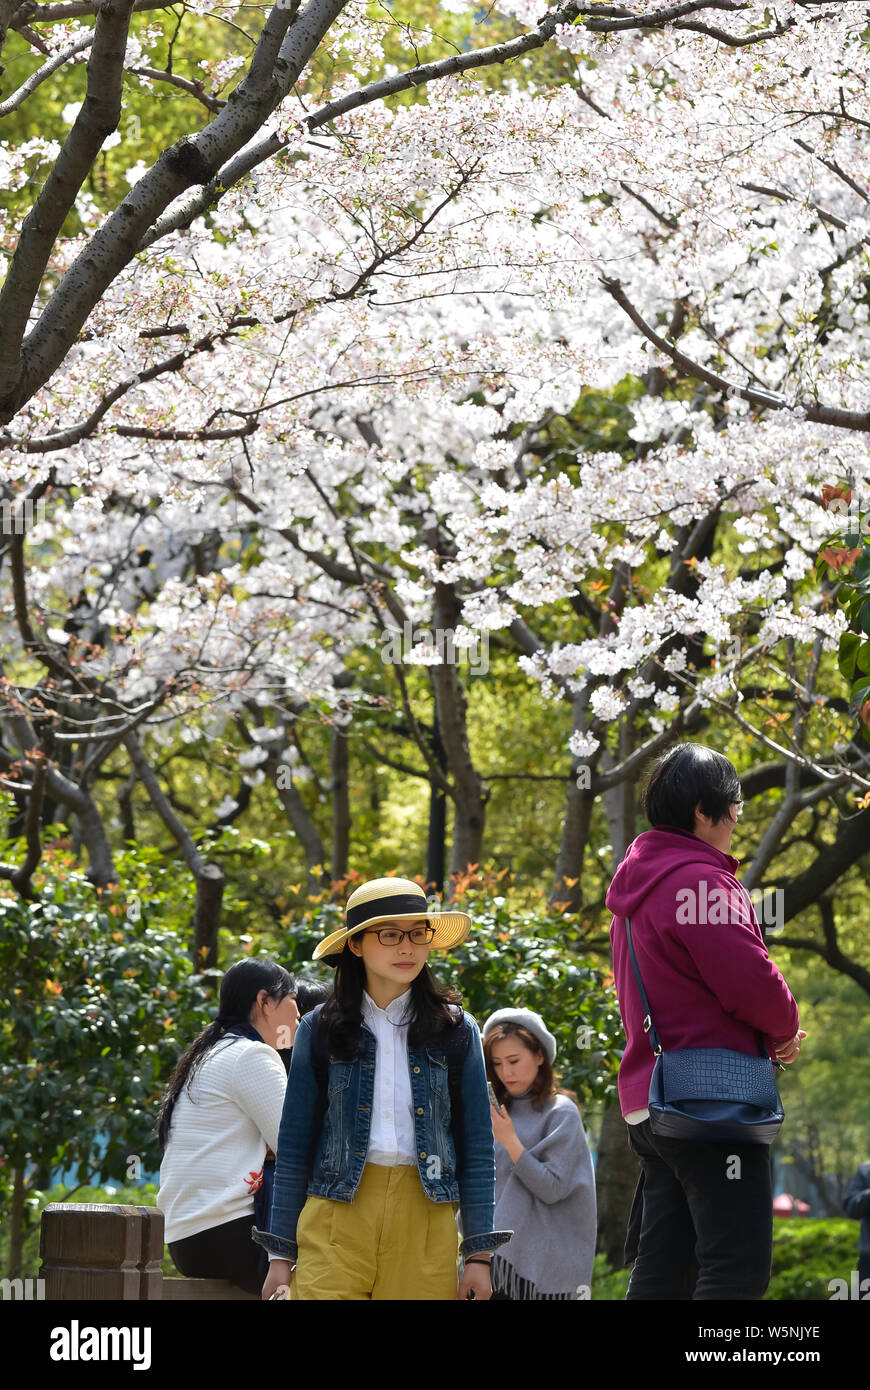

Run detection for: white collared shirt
[[362, 988, 417, 1166]]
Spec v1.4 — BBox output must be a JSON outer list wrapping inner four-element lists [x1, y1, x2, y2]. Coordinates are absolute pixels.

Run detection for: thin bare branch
[[794, 136, 870, 205], [600, 277, 870, 433], [0, 742, 50, 896], [739, 180, 852, 234], [115, 416, 258, 441], [12, 0, 172, 19], [128, 66, 226, 115], [0, 29, 93, 118]]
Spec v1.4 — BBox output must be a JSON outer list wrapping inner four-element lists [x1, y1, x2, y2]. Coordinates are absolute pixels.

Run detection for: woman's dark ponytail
[[158, 957, 294, 1150]]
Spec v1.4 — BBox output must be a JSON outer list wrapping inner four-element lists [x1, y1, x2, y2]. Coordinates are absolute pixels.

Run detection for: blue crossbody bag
[[625, 915, 784, 1145]]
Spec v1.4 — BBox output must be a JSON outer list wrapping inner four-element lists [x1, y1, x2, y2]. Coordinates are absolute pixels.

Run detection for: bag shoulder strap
[[445, 1013, 471, 1080], [624, 916, 769, 1061], [307, 1004, 329, 1174], [308, 1002, 329, 1080], [624, 916, 662, 1057], [445, 1013, 471, 1172]]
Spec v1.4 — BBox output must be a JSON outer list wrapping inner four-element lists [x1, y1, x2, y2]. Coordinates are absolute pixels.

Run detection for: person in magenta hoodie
[[606, 742, 804, 1300]]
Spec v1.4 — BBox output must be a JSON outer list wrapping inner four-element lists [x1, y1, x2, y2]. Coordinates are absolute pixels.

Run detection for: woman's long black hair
[[158, 957, 294, 1150], [321, 942, 461, 1058]]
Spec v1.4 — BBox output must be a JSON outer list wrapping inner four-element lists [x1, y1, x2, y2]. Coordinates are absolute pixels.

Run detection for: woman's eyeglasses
[[364, 925, 436, 946]]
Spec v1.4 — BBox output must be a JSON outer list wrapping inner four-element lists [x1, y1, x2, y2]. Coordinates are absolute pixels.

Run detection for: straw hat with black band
[[313, 877, 471, 962]]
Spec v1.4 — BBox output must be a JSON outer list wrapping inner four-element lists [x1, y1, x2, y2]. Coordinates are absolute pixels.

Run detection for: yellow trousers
[[290, 1163, 460, 1300]]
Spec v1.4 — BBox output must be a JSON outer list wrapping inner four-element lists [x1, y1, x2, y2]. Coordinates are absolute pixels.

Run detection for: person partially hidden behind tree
[[844, 1156, 870, 1295]]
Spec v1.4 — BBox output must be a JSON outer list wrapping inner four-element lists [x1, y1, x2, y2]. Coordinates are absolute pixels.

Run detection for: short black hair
[[293, 976, 331, 1017], [641, 743, 741, 831], [276, 977, 332, 1073]]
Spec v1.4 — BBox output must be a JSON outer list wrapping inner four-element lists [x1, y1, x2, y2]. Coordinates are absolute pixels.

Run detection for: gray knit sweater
[[491, 1092, 597, 1298]]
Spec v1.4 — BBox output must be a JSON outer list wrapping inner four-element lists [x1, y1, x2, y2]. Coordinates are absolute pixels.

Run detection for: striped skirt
[[490, 1254, 583, 1301]]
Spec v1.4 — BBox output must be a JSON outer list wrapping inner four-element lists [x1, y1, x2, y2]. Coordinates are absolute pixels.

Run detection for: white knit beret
[[481, 1008, 557, 1064]]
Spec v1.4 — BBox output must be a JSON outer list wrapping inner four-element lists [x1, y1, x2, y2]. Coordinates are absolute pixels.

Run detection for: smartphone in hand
[[487, 1081, 504, 1116]]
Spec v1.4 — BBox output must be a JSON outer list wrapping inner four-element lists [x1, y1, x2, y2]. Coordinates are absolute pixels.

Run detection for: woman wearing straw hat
[[253, 877, 511, 1300]]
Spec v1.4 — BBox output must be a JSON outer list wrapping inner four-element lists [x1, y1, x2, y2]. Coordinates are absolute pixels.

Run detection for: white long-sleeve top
[[157, 1035, 287, 1244]]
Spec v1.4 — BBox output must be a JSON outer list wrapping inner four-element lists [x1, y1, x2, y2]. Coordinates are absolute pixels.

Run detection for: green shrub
[[590, 1219, 860, 1300], [766, 1218, 858, 1301], [0, 872, 215, 1187], [0, 853, 218, 1276], [591, 1251, 631, 1300]]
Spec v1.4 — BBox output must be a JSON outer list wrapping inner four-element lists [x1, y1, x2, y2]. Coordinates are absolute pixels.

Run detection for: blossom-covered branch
[[600, 278, 870, 433]]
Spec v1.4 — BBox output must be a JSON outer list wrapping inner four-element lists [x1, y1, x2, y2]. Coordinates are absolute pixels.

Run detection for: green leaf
[[850, 676, 870, 705], [839, 632, 860, 682]]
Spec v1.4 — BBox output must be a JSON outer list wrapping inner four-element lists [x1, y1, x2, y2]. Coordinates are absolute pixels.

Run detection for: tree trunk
[[270, 756, 329, 896], [124, 731, 227, 965], [74, 786, 117, 886], [551, 689, 596, 910], [595, 1102, 641, 1268], [118, 771, 136, 844], [601, 735, 637, 870], [426, 712, 447, 893], [550, 779, 593, 910], [447, 805, 484, 887], [330, 723, 350, 881], [430, 582, 487, 889], [593, 724, 640, 1266], [192, 862, 225, 971], [3, 702, 117, 886]]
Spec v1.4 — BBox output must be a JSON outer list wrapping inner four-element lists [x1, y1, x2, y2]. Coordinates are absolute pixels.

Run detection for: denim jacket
[[252, 1007, 512, 1262]]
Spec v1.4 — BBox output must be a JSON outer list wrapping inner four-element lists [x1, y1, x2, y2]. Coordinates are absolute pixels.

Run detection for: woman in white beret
[[482, 1007, 597, 1300]]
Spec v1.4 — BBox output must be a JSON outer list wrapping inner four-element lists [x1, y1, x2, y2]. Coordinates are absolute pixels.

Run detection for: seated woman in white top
[[157, 958, 297, 1294]]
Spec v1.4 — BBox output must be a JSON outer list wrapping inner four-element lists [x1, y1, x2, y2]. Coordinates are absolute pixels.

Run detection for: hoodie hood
[[605, 825, 740, 919]]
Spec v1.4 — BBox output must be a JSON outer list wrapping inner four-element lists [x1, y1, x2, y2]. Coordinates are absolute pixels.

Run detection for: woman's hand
[[491, 1098, 525, 1162], [775, 1030, 807, 1064], [457, 1261, 492, 1301], [261, 1258, 292, 1300]]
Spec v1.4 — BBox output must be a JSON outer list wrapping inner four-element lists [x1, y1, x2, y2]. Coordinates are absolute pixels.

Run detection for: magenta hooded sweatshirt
[[606, 825, 800, 1117]]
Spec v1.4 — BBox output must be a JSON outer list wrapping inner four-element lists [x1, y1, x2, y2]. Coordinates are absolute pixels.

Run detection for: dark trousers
[[169, 1215, 264, 1296], [625, 1119, 773, 1300]]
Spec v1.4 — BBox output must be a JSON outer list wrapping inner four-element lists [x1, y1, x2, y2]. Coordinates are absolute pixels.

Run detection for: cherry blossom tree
[[3, 1, 869, 933], [3, 0, 869, 1268]]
